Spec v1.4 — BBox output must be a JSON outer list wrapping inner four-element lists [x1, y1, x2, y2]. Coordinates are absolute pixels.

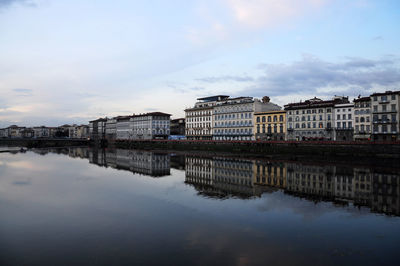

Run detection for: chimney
[[262, 96, 270, 103]]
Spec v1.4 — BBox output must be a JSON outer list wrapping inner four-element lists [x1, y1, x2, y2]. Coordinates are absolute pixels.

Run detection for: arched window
[[280, 115, 284, 122], [267, 116, 271, 122]]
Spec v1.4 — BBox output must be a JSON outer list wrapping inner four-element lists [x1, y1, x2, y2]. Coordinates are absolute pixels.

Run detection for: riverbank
[[114, 139, 400, 159]]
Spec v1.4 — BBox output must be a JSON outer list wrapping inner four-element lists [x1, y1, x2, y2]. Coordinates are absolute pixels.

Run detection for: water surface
[[0, 147, 399, 265]]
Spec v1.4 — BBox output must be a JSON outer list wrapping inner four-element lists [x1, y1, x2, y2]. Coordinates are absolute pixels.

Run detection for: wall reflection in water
[[39, 147, 400, 216]]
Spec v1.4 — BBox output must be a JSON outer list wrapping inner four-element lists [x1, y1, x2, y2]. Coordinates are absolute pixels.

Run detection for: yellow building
[[254, 110, 286, 140]]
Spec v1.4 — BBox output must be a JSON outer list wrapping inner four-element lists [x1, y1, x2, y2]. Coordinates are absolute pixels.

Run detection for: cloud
[[12, 88, 33, 96], [243, 55, 400, 98], [0, 0, 35, 9], [372, 35, 383, 41], [224, 0, 328, 29], [196, 75, 254, 83]]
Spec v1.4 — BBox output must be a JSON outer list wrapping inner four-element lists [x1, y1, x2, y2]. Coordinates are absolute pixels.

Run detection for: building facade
[[254, 110, 286, 140], [213, 96, 281, 141], [371, 91, 400, 141], [131, 112, 171, 140], [285, 96, 348, 141], [170, 118, 185, 136], [89, 118, 106, 140], [333, 102, 354, 141], [353, 97, 372, 141], [185, 95, 229, 140]]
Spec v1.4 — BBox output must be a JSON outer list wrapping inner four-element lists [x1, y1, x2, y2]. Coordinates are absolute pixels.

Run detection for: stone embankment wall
[[114, 140, 400, 159]]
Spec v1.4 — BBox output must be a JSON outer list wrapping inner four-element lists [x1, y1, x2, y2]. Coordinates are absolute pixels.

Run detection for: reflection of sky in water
[[0, 150, 399, 266]]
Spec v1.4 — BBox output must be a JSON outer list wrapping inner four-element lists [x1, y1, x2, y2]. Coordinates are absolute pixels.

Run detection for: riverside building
[[115, 112, 171, 140], [254, 110, 286, 141], [285, 96, 349, 141], [333, 101, 354, 141], [131, 112, 171, 140], [213, 96, 281, 141], [353, 97, 372, 141], [371, 90, 400, 141], [185, 95, 229, 140]]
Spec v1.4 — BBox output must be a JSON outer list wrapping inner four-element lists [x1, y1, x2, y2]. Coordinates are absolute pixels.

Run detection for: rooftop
[[197, 95, 229, 102]]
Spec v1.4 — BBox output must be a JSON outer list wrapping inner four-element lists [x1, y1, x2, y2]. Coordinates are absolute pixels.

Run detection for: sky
[[0, 0, 399, 127]]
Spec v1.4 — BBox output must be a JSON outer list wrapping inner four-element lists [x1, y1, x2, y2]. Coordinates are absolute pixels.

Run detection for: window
[[337, 122, 340, 128], [337, 115, 340, 120], [273, 116, 277, 122], [342, 122, 346, 129], [262, 124, 265, 133], [392, 104, 396, 111], [373, 96, 377, 101], [267, 116, 271, 122], [327, 114, 331, 121], [279, 115, 284, 122], [381, 95, 387, 101], [382, 105, 387, 112], [256, 117, 260, 123], [348, 122, 352, 128], [262, 116, 266, 122], [392, 94, 396, 100], [373, 105, 377, 112], [348, 114, 352, 120], [342, 114, 346, 120]]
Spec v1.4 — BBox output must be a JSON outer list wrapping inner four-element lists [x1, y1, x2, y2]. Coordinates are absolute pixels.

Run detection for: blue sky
[[0, 0, 399, 127]]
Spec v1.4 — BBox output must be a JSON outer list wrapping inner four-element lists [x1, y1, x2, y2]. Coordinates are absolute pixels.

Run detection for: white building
[[185, 95, 229, 140], [33, 126, 50, 138], [213, 96, 281, 141], [116, 112, 171, 140], [131, 112, 170, 140], [333, 102, 354, 141]]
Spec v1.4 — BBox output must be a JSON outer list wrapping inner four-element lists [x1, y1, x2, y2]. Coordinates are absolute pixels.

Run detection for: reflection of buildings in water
[[371, 172, 400, 216], [68, 147, 90, 159], [114, 150, 170, 177], [88, 149, 170, 177], [352, 168, 372, 207], [185, 156, 266, 198], [213, 157, 258, 197], [253, 160, 286, 189], [185, 157, 213, 187], [334, 166, 355, 200], [286, 163, 335, 198]]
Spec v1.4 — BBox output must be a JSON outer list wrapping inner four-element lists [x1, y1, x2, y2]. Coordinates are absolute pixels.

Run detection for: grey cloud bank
[[240, 55, 400, 98]]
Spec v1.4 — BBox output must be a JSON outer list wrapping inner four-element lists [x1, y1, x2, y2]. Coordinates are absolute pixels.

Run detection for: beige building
[[254, 110, 286, 141], [353, 96, 372, 141], [285, 96, 348, 141]]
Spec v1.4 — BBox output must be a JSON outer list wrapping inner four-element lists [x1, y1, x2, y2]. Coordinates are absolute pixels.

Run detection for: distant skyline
[[1, 0, 399, 127]]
